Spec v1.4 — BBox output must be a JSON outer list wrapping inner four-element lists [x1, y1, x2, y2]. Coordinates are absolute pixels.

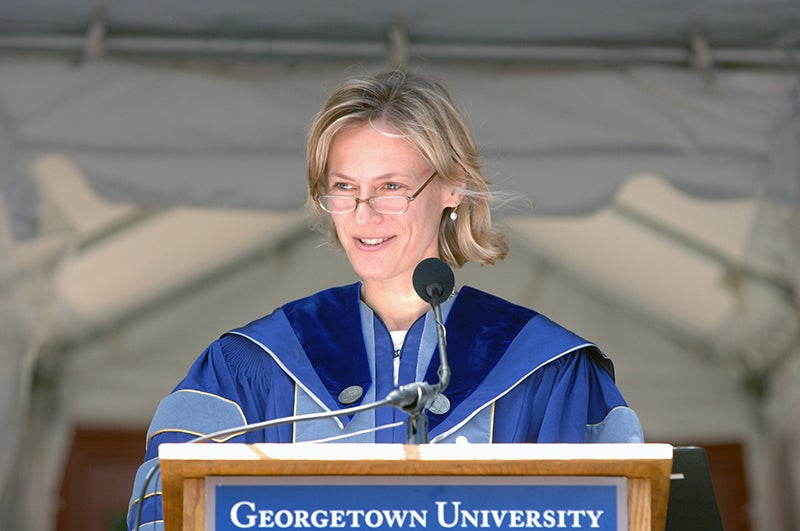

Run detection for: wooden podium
[[160, 443, 672, 531]]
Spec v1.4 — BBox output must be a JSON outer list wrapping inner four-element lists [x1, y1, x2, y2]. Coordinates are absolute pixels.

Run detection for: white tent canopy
[[1, 0, 799, 239], [1, 61, 797, 239], [0, 2, 799, 530]]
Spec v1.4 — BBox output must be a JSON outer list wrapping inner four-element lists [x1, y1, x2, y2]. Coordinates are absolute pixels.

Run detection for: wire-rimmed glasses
[[316, 172, 438, 215]]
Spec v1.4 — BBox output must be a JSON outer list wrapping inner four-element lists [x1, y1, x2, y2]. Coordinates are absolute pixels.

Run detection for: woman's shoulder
[[455, 285, 539, 319], [454, 285, 614, 375], [456, 286, 590, 341], [205, 332, 273, 377]]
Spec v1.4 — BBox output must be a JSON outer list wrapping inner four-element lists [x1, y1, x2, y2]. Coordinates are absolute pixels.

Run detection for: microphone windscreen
[[413, 257, 455, 304]]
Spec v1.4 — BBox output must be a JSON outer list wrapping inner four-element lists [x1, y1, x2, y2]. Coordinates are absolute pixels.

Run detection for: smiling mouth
[[358, 237, 391, 246]]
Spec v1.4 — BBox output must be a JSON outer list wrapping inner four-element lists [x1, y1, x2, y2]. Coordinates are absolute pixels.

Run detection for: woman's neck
[[360, 279, 430, 331]]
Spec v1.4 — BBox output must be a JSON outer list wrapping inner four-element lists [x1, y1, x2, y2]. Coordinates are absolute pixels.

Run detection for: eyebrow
[[326, 171, 424, 182]]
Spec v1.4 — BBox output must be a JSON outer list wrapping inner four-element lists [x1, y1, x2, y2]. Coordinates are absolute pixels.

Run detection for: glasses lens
[[370, 196, 409, 214], [320, 196, 356, 213]]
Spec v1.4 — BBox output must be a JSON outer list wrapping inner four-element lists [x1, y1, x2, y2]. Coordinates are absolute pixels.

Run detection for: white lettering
[[508, 510, 524, 528], [408, 510, 427, 528], [330, 510, 346, 528], [230, 501, 257, 529], [490, 510, 507, 527], [525, 510, 541, 528], [379, 509, 427, 527], [436, 500, 460, 528], [381, 509, 407, 527], [260, 510, 274, 528], [293, 509, 310, 528], [461, 510, 480, 527], [230, 498, 604, 529], [566, 510, 584, 527], [585, 510, 603, 528], [542, 510, 556, 528], [311, 510, 329, 527], [364, 510, 382, 528], [347, 509, 365, 527], [275, 510, 293, 528]]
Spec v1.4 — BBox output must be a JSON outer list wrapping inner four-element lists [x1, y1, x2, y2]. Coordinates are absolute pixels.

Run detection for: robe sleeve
[[494, 349, 644, 443], [126, 334, 291, 531]]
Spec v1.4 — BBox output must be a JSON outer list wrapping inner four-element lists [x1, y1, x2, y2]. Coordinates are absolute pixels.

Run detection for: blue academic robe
[[128, 284, 643, 530]]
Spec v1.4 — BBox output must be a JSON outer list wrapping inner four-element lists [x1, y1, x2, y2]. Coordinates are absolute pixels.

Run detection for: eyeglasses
[[316, 172, 438, 215]]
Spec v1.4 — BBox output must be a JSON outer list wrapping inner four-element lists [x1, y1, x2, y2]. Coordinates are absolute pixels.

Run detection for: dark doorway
[[702, 442, 752, 531], [57, 426, 147, 531]]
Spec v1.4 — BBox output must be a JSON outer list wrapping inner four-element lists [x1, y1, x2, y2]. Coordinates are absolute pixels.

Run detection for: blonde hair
[[306, 70, 508, 267]]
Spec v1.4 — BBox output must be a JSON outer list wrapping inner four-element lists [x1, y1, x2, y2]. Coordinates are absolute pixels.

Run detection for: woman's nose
[[353, 198, 382, 223]]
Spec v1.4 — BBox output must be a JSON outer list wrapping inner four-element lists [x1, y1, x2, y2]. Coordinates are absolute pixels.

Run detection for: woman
[[128, 70, 643, 529]]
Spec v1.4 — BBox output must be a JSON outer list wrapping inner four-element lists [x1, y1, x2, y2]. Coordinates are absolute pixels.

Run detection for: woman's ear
[[445, 191, 463, 210], [443, 177, 465, 209], [440, 162, 467, 208]]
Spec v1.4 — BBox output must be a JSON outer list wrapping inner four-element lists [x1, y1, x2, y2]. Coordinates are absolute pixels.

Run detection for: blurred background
[[1, 2, 798, 530]]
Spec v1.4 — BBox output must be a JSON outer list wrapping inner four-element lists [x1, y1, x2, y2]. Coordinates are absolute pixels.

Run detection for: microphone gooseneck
[[412, 256, 454, 394], [389, 257, 454, 443]]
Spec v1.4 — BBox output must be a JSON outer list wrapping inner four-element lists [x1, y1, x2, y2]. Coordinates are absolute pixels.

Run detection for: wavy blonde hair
[[306, 70, 508, 267]]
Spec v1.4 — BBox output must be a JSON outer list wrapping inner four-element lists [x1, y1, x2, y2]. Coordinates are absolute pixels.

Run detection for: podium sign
[[208, 475, 627, 531], [159, 443, 672, 531]]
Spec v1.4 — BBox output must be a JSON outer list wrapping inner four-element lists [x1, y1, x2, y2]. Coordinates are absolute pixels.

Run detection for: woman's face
[[325, 122, 460, 287]]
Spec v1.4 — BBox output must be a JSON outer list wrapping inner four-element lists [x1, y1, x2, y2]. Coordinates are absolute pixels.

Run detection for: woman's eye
[[332, 182, 354, 192], [383, 182, 404, 192]]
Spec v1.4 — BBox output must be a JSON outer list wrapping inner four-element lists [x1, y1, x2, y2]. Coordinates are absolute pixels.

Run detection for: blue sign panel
[[208, 476, 626, 531]]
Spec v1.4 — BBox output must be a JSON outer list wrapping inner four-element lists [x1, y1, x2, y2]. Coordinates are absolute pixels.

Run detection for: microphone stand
[[388, 294, 450, 444], [387, 257, 455, 444]]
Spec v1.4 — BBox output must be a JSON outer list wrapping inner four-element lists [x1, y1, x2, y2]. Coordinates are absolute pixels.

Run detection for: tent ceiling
[[1, 1, 798, 240], [3, 1, 799, 51], [1, 59, 796, 242]]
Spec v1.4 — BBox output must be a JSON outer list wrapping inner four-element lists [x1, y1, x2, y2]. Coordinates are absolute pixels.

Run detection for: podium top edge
[[159, 442, 673, 462]]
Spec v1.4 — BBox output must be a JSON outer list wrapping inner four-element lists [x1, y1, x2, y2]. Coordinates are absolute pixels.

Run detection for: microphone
[[413, 257, 455, 306], [387, 257, 454, 443]]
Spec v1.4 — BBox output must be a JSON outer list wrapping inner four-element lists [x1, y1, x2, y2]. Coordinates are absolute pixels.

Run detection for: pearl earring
[[450, 208, 458, 221]]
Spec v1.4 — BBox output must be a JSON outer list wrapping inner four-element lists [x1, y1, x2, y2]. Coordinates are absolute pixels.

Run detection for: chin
[[353, 266, 393, 283], [352, 258, 412, 284], [347, 256, 388, 279]]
